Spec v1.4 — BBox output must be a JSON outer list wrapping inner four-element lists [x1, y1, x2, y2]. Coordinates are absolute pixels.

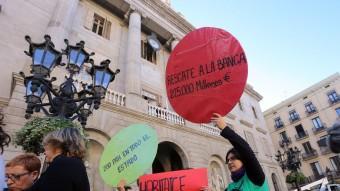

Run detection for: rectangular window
[[289, 109, 300, 122], [279, 131, 289, 142], [336, 107, 340, 117], [274, 117, 284, 128], [238, 101, 243, 111], [330, 156, 340, 171], [305, 102, 316, 114], [141, 41, 157, 64], [302, 141, 313, 154], [91, 13, 111, 39], [328, 90, 338, 104], [312, 117, 323, 129], [310, 162, 323, 177], [295, 124, 306, 137], [252, 106, 258, 119]]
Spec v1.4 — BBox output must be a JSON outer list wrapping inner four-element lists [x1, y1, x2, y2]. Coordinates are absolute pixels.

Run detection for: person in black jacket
[[28, 128, 90, 191], [211, 113, 269, 191]]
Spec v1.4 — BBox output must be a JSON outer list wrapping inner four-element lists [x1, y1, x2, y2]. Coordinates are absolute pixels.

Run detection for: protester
[[211, 113, 269, 191], [0, 113, 11, 190], [117, 179, 133, 191], [28, 127, 89, 191], [5, 154, 41, 191]]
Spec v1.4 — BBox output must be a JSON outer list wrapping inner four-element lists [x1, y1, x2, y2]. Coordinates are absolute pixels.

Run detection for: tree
[[14, 117, 82, 154], [286, 171, 306, 191]]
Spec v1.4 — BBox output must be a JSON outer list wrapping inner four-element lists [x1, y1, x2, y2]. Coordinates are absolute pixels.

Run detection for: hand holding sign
[[99, 124, 158, 186], [166, 27, 248, 123], [139, 168, 208, 191], [211, 113, 227, 130]]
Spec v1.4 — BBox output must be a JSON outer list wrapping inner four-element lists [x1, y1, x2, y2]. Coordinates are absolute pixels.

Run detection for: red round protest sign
[[166, 27, 248, 123]]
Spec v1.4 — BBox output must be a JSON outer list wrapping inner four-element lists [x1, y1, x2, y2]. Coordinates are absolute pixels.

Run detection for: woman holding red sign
[[211, 113, 269, 191]]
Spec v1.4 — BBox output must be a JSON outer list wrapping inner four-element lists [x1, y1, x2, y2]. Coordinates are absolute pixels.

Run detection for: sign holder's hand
[[211, 113, 226, 130], [117, 179, 126, 191]]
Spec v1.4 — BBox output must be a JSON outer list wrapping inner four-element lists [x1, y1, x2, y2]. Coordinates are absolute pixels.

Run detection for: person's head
[[226, 148, 244, 173], [43, 127, 86, 160], [42, 131, 64, 162], [5, 153, 41, 191], [0, 112, 11, 154]]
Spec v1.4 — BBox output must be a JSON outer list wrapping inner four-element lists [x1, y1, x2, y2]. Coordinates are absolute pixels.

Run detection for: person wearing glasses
[[5, 154, 41, 191], [211, 113, 269, 191]]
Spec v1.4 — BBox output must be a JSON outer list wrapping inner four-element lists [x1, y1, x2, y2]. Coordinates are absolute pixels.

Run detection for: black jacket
[[220, 126, 265, 186], [28, 155, 90, 191]]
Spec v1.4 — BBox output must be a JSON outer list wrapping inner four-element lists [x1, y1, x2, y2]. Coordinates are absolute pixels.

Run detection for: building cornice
[[138, 0, 195, 35], [245, 84, 263, 101], [264, 72, 340, 116]]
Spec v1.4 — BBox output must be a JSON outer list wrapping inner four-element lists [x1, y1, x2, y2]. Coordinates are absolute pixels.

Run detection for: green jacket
[[226, 173, 269, 191]]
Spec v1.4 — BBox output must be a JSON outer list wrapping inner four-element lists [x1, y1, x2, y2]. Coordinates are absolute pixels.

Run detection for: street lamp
[[20, 35, 120, 127], [275, 139, 303, 190]]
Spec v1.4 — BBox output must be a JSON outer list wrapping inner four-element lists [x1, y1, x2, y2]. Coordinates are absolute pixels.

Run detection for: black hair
[[226, 148, 244, 163], [0, 112, 10, 154]]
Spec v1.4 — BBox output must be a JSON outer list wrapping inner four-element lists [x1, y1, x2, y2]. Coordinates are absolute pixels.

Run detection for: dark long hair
[[0, 111, 11, 154]]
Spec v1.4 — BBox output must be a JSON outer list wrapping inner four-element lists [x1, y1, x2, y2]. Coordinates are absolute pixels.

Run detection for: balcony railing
[[199, 124, 221, 136], [279, 137, 292, 147], [305, 108, 317, 116], [312, 124, 327, 134], [320, 147, 332, 155], [328, 97, 339, 106], [147, 104, 185, 125], [274, 123, 284, 130], [104, 89, 126, 106], [302, 149, 318, 160], [295, 131, 309, 141], [289, 116, 300, 124]]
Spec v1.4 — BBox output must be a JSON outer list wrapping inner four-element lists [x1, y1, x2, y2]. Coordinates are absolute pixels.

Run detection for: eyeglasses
[[5, 172, 31, 181], [226, 156, 239, 163]]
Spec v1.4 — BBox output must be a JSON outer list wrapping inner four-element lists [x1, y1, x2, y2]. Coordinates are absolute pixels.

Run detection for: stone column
[[125, 11, 144, 111], [45, 0, 79, 49]]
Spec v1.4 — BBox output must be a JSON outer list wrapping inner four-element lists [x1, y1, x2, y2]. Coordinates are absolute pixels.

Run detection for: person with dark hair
[[211, 113, 269, 191], [5, 154, 41, 191], [0, 112, 11, 190], [28, 127, 89, 191]]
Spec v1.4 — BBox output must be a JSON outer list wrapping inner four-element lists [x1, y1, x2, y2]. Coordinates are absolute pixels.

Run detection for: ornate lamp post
[[275, 139, 303, 190], [20, 35, 120, 127]]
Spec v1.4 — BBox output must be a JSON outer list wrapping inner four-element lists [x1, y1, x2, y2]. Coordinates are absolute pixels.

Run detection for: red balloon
[[166, 27, 248, 123]]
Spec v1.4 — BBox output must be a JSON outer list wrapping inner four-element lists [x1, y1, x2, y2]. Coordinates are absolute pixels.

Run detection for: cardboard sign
[[166, 27, 248, 123], [139, 168, 208, 191], [99, 124, 158, 186]]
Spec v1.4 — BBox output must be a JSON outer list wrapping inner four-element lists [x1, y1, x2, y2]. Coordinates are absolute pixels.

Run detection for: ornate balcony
[[302, 149, 318, 161], [295, 131, 309, 141], [199, 124, 221, 136], [312, 124, 327, 135], [147, 104, 185, 125], [305, 108, 317, 116], [279, 137, 292, 147]]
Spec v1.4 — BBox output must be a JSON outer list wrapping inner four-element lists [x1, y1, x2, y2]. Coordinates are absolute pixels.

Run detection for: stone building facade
[[0, 0, 286, 190], [264, 73, 340, 187]]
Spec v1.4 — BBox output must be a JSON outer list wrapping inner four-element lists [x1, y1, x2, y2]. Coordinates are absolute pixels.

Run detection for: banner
[[166, 27, 248, 123], [139, 168, 208, 191], [99, 124, 158, 186]]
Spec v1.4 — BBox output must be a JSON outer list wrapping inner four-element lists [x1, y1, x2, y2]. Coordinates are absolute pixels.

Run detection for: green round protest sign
[[99, 124, 158, 186]]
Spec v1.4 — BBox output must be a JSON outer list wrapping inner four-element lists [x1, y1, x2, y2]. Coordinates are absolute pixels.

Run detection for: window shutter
[[84, 7, 94, 30], [104, 19, 111, 39]]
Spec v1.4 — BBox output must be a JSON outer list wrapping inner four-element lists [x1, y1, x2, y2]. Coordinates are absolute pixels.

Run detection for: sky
[[171, 0, 340, 111]]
